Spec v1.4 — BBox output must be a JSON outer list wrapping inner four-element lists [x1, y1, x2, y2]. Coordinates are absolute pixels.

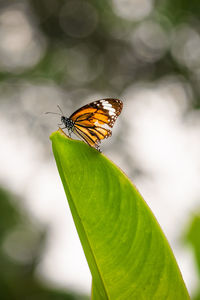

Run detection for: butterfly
[[46, 98, 123, 151]]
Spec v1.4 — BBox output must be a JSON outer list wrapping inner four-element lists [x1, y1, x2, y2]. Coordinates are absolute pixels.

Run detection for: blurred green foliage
[[185, 213, 200, 300], [0, 188, 88, 299], [0, 0, 200, 106]]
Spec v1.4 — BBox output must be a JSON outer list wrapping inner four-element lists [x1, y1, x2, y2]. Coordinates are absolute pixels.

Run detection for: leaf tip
[[50, 128, 70, 141]]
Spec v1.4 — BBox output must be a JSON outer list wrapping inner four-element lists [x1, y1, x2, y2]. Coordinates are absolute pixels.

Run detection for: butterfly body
[[50, 98, 123, 151], [61, 116, 74, 137]]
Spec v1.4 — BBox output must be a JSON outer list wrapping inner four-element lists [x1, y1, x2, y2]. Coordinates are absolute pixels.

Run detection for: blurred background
[[0, 0, 200, 299]]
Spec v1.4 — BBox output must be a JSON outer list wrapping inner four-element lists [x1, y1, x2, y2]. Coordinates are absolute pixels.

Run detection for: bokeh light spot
[[112, 0, 154, 21], [59, 0, 98, 38], [3, 226, 41, 264], [66, 44, 104, 83], [0, 5, 46, 73], [132, 20, 168, 62], [171, 25, 200, 71]]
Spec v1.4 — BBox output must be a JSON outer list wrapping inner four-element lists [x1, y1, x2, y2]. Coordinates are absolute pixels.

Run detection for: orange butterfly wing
[[70, 99, 123, 149]]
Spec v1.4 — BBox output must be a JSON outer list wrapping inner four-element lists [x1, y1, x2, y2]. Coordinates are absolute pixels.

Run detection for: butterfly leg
[[68, 128, 72, 138], [95, 144, 101, 152], [59, 126, 72, 138]]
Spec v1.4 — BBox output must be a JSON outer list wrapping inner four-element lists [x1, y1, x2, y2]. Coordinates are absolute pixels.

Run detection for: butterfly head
[[61, 115, 66, 124], [61, 116, 74, 130]]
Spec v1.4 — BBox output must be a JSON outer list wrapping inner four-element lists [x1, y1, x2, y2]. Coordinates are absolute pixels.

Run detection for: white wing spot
[[109, 110, 115, 116], [103, 104, 112, 108]]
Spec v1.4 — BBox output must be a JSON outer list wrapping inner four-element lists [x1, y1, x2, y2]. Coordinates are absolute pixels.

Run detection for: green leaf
[[50, 129, 190, 300], [184, 213, 200, 299]]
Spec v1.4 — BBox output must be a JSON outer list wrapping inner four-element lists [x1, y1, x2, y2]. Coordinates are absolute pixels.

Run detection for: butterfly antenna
[[45, 105, 64, 116], [45, 111, 61, 115], [57, 104, 64, 115]]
